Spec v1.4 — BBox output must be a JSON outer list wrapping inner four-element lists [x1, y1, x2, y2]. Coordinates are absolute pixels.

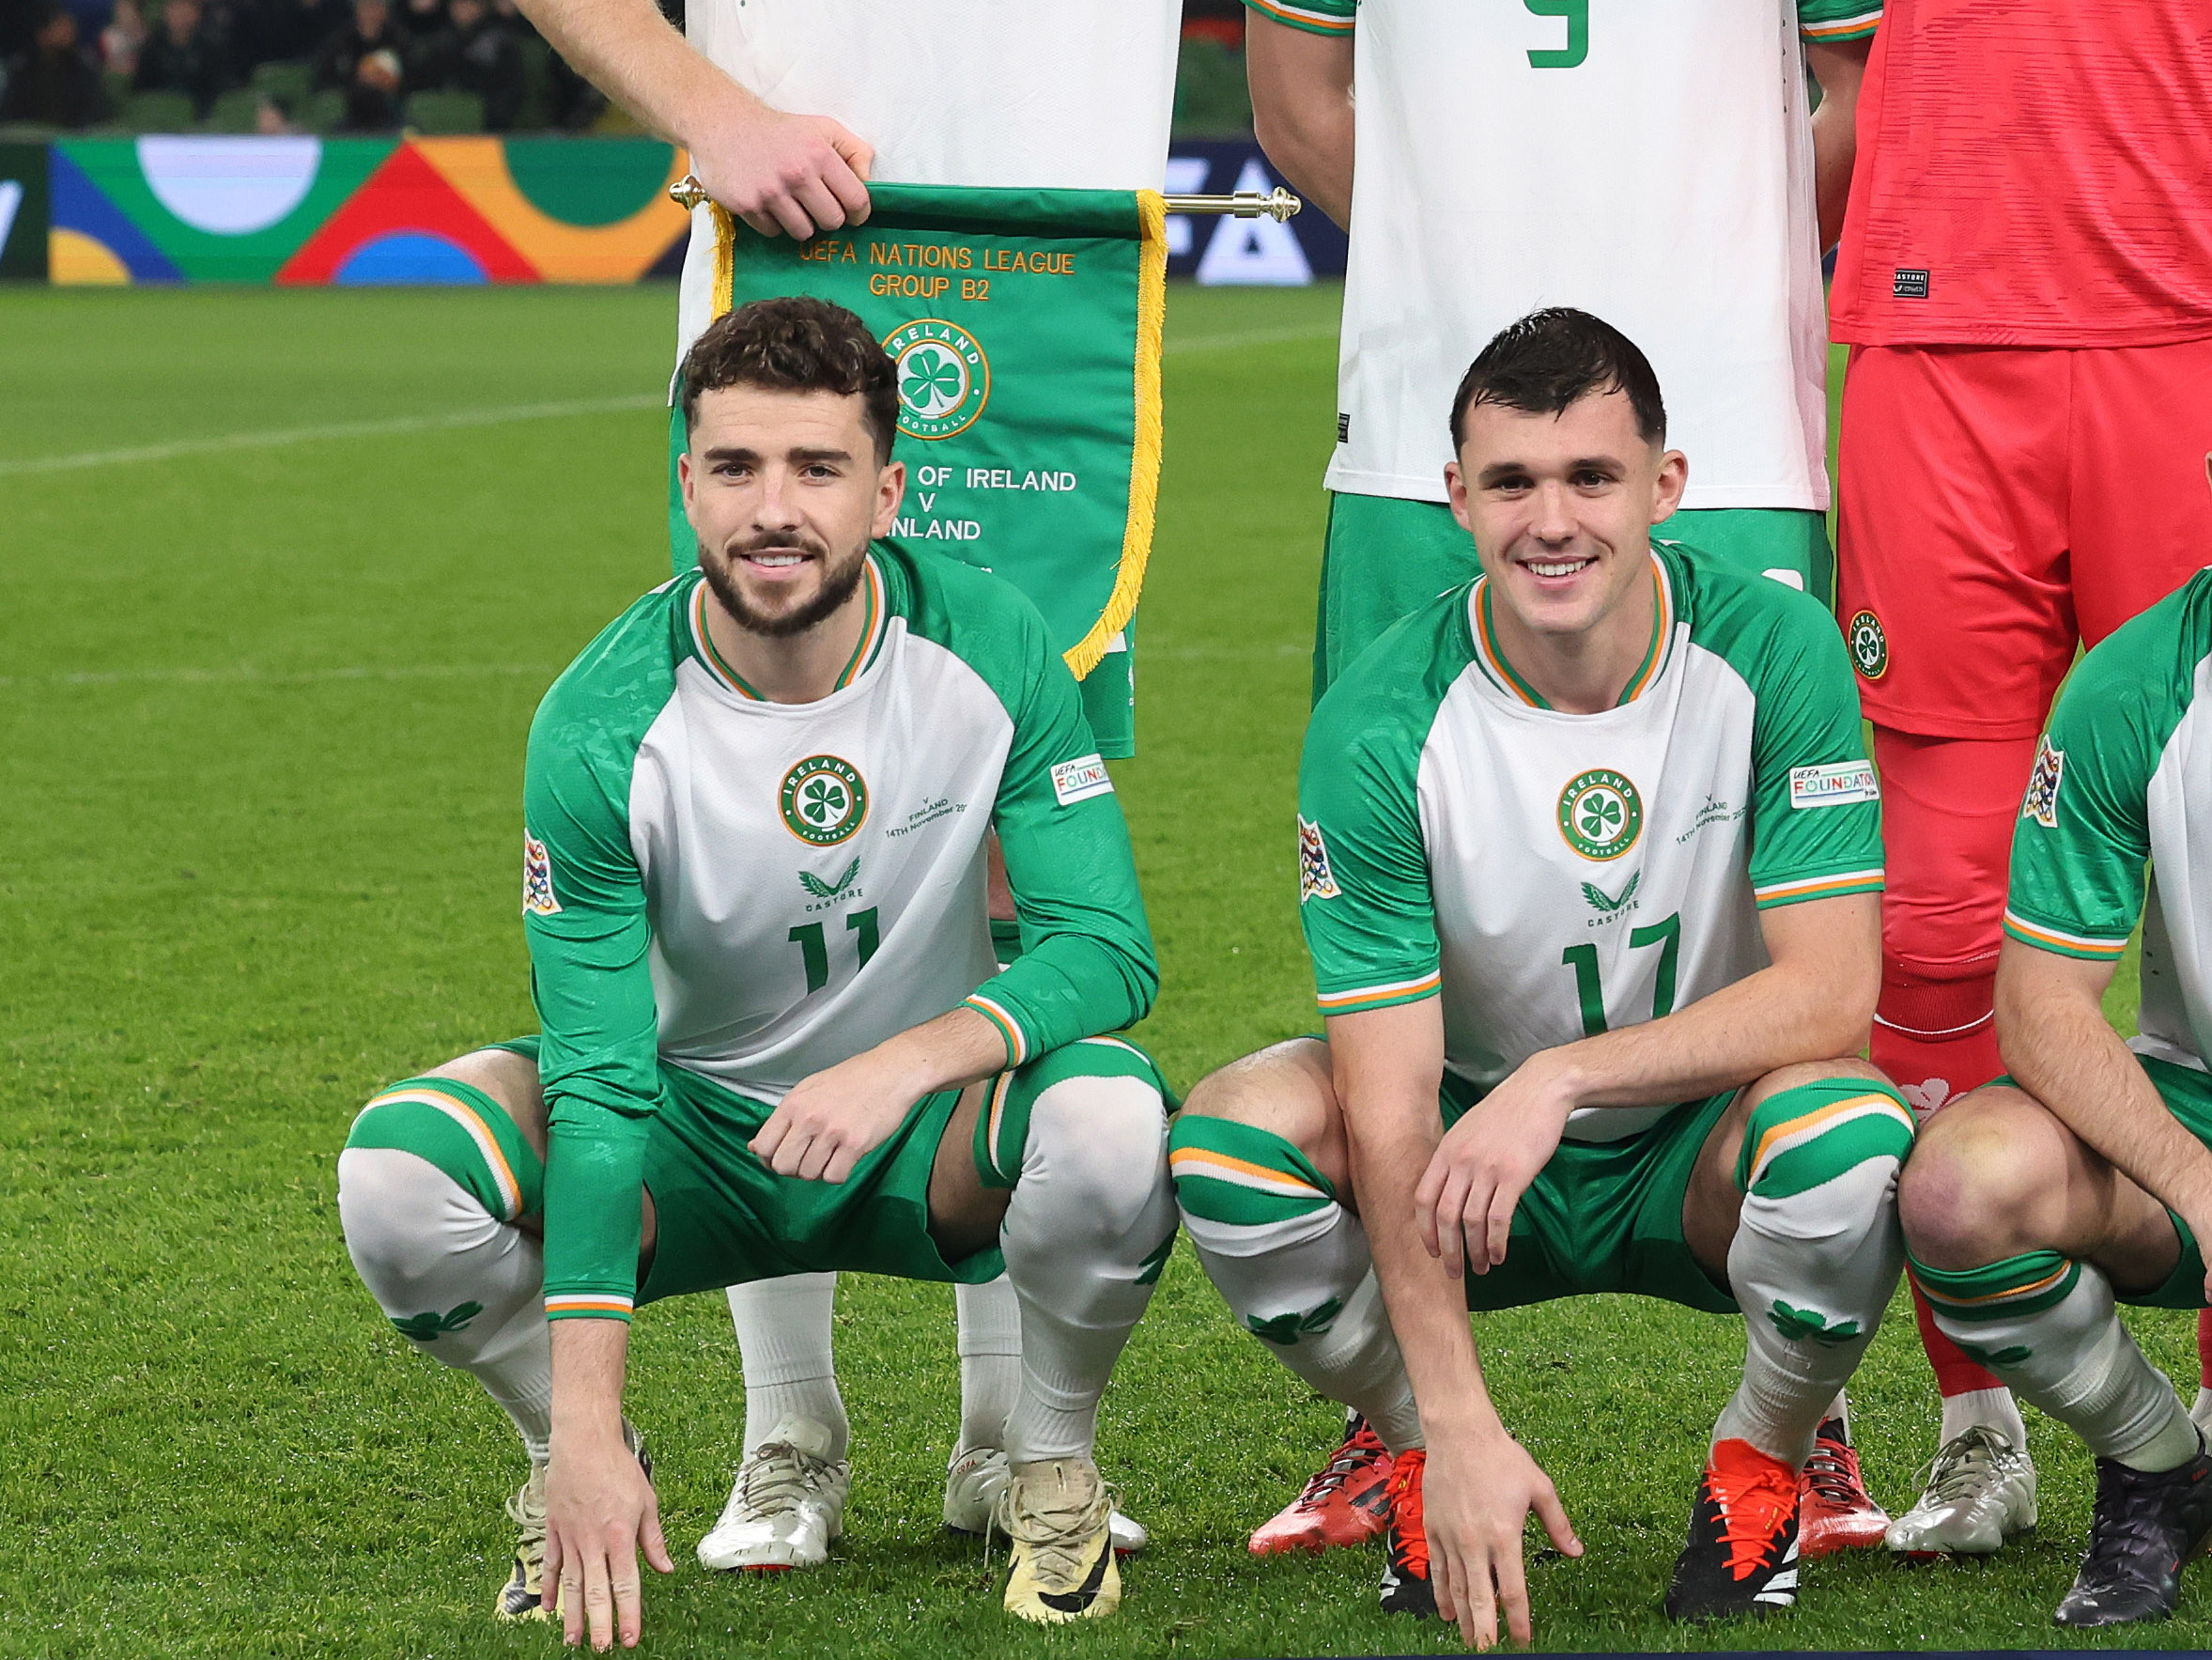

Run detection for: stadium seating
[[402, 89, 484, 135]]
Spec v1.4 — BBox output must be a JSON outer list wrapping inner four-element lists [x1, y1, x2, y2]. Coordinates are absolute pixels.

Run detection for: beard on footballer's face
[[701, 532, 869, 641]]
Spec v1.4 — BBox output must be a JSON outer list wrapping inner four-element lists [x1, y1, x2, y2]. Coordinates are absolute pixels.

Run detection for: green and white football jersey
[[2004, 569, 2212, 1074], [1244, 0, 1879, 513], [1297, 544, 1883, 1140], [523, 543, 1156, 1307]]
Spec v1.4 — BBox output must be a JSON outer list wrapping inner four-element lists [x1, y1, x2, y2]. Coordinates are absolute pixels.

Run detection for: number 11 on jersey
[[789, 908, 881, 994], [1561, 911, 1679, 1038]]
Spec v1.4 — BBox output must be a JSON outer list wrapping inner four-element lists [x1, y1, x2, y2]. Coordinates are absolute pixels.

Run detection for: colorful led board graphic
[[43, 135, 689, 285]]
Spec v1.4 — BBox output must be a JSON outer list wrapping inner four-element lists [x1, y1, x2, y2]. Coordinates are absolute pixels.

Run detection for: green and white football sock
[[999, 1068, 1175, 1465], [1712, 1079, 1916, 1466], [954, 1275, 1022, 1454], [1169, 1115, 1421, 1452], [339, 1078, 554, 1462], [728, 1274, 850, 1461], [1916, 1252, 2199, 1472]]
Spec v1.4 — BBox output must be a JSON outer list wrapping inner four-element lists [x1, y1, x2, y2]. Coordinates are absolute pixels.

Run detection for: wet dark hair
[[679, 295, 900, 463], [1448, 307, 1667, 452]]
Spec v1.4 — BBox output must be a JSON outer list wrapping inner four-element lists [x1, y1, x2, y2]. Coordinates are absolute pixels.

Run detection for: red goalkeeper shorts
[[1835, 338, 2212, 739]]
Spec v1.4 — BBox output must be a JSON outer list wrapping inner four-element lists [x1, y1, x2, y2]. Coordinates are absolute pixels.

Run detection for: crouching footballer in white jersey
[[1168, 309, 1913, 1644], [334, 297, 1175, 1644]]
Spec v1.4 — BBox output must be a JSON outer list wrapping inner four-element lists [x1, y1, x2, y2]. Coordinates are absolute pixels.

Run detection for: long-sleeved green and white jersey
[[521, 544, 1156, 1311], [2004, 568, 2212, 1074], [1297, 544, 1884, 1140]]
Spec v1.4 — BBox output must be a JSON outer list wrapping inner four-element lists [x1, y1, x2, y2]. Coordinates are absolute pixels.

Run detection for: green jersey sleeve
[[904, 552, 1156, 1066], [1685, 558, 1884, 908], [1800, 0, 1880, 42], [2002, 588, 2203, 962], [1243, 0, 1354, 38], [521, 600, 680, 1322], [1296, 605, 1457, 1017]]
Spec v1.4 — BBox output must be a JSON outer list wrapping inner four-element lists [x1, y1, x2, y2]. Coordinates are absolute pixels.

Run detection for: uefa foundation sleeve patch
[[522, 830, 562, 916], [2022, 737, 2065, 829], [1298, 815, 1340, 901], [1789, 761, 1880, 810], [1050, 753, 1114, 806]]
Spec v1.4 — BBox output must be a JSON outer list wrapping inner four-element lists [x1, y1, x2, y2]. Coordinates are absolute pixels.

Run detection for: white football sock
[[728, 1273, 849, 1460], [337, 1146, 553, 1463], [954, 1275, 1021, 1455], [1940, 1385, 2031, 1450], [1923, 1257, 2197, 1472], [999, 1070, 1175, 1465], [1715, 1138, 1907, 1468], [1180, 1205, 1422, 1454], [2192, 1386, 2212, 1438]]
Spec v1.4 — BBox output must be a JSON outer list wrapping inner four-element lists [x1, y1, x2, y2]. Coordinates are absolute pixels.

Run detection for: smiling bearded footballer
[[334, 297, 1173, 1646]]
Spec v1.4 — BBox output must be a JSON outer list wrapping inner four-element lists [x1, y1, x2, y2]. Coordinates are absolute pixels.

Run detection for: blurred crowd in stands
[[0, 0, 608, 132], [0, 0, 1255, 139]]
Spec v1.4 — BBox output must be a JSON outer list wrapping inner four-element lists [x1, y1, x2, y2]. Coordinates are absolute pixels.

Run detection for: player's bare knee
[[1743, 1055, 1886, 1109], [424, 1047, 548, 1160], [1899, 1090, 2060, 1269], [1182, 1037, 1338, 1164]]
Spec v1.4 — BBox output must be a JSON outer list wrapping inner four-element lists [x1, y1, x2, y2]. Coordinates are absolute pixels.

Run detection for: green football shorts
[[1438, 1073, 1740, 1316], [1312, 492, 1837, 702], [347, 1035, 1159, 1303], [349, 1033, 1170, 1302], [666, 405, 1137, 757]]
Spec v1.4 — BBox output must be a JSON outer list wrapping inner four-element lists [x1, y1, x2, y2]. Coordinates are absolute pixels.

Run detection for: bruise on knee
[[1899, 1093, 2061, 1270]]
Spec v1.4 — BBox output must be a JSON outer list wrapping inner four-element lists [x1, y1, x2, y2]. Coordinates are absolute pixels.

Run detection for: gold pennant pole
[[667, 176, 1301, 221]]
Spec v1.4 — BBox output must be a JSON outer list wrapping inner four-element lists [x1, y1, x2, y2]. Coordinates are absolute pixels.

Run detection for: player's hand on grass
[[545, 1430, 673, 1651], [1416, 1056, 1575, 1276], [692, 98, 874, 239], [1426, 1431, 1582, 1651], [752, 1048, 920, 1183]]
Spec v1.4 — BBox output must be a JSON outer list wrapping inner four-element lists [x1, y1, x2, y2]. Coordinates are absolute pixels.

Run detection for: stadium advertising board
[[0, 141, 49, 280], [24, 136, 1338, 287]]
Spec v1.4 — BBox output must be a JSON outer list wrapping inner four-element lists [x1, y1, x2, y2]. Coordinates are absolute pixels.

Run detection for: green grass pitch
[[0, 278, 2191, 1656]]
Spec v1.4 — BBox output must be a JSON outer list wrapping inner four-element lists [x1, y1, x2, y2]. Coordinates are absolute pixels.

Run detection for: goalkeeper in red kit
[[1829, 0, 2212, 1554]]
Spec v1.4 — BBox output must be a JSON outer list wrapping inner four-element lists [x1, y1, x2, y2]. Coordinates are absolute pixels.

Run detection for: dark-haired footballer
[[1168, 309, 1913, 1643], [334, 296, 1172, 1644]]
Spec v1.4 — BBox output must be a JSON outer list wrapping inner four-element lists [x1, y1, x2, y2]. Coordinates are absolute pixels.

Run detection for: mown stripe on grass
[[0, 394, 660, 477], [0, 327, 1333, 479]]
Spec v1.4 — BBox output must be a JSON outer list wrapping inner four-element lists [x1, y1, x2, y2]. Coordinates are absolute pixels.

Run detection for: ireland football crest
[[780, 755, 869, 846], [1557, 768, 1643, 861], [885, 319, 990, 441], [1847, 610, 1888, 680]]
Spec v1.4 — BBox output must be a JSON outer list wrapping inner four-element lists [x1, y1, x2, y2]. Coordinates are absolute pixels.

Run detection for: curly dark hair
[[1448, 307, 1667, 454], [679, 296, 900, 463]]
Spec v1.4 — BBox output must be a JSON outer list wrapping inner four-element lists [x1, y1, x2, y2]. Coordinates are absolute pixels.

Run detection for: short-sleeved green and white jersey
[[522, 543, 1156, 1314], [1240, 0, 1879, 515], [1298, 543, 1883, 1141], [2004, 569, 2212, 1075]]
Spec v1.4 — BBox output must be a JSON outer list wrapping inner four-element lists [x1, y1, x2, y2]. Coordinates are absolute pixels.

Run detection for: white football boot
[[942, 1445, 1148, 1554], [697, 1416, 851, 1572], [1884, 1424, 2038, 1556]]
